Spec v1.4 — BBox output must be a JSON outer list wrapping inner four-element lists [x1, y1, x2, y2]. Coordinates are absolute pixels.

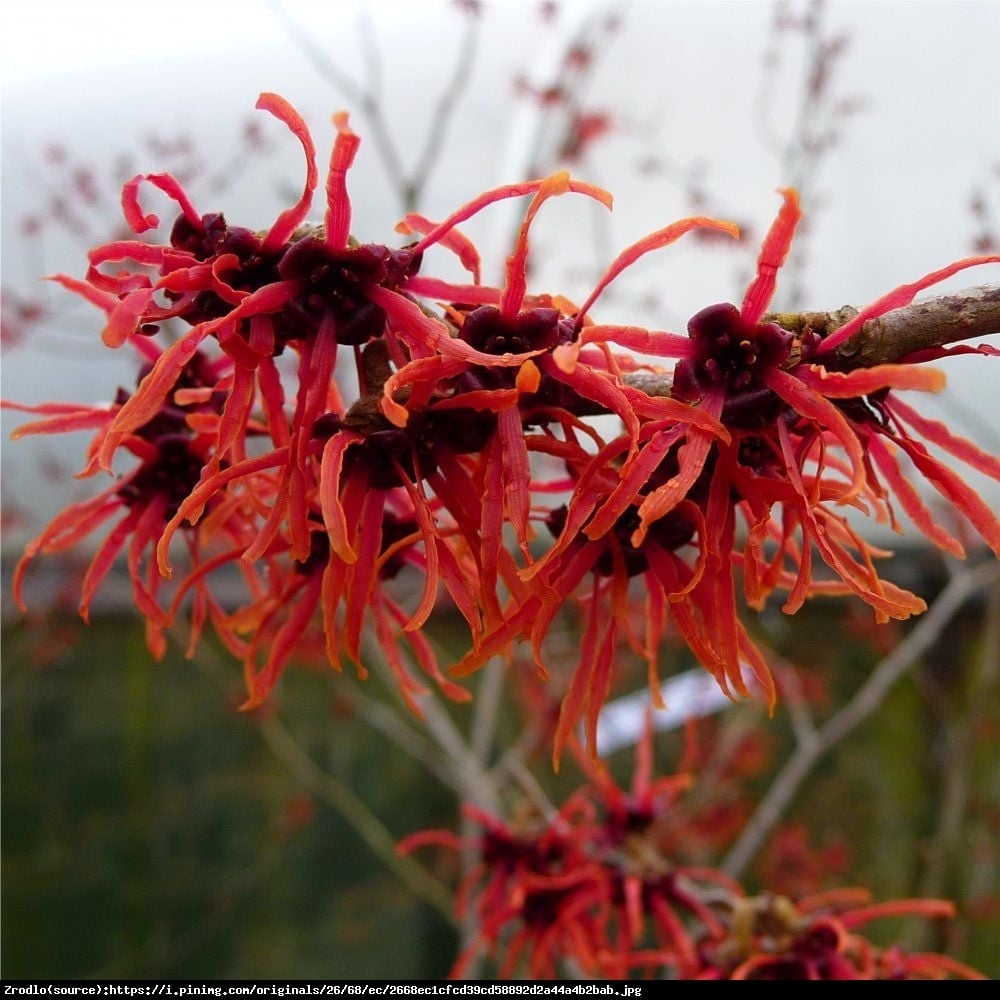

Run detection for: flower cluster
[[7, 94, 1000, 745], [400, 725, 984, 980]]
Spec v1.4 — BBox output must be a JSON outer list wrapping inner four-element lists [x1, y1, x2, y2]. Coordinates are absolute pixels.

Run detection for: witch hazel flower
[[378, 183, 740, 530], [371, 171, 619, 601], [447, 222, 786, 746], [401, 719, 986, 980], [698, 890, 986, 980], [452, 431, 775, 764], [4, 346, 245, 659], [555, 191, 999, 699], [400, 800, 612, 979], [564, 718, 742, 980], [229, 505, 474, 715], [58, 95, 321, 467], [143, 99, 622, 583], [150, 340, 487, 709], [59, 95, 422, 569]]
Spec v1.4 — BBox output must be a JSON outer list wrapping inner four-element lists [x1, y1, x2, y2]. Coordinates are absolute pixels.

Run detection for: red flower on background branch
[[401, 720, 985, 980]]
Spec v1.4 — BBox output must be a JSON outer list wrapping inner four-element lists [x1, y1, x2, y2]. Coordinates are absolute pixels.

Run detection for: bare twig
[[254, 704, 458, 925], [350, 631, 498, 812], [193, 644, 458, 925], [828, 284, 1000, 369], [911, 576, 1000, 950], [457, 663, 509, 975], [499, 756, 565, 830], [721, 560, 1000, 879], [269, 0, 481, 212], [773, 660, 820, 747], [345, 681, 466, 795], [407, 12, 482, 211], [470, 661, 505, 766], [621, 284, 1000, 398], [415, 690, 498, 812]]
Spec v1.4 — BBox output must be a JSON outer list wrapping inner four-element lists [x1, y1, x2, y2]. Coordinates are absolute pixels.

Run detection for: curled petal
[[579, 324, 693, 359], [586, 426, 685, 541], [242, 574, 323, 710], [892, 432, 1000, 557], [540, 357, 641, 452], [122, 173, 202, 235], [887, 394, 1000, 481], [901, 341, 1000, 364], [13, 488, 122, 611], [868, 435, 965, 556], [397, 213, 481, 282], [763, 368, 866, 500], [381, 355, 467, 426], [47, 273, 119, 322], [501, 171, 611, 317], [400, 276, 501, 305], [795, 363, 945, 397], [740, 188, 802, 325], [319, 431, 364, 564], [840, 898, 954, 931], [6, 404, 115, 440], [634, 428, 717, 543], [576, 216, 740, 325], [102, 288, 158, 348], [101, 327, 211, 465], [156, 447, 290, 577], [257, 92, 319, 251], [371, 285, 544, 368], [411, 177, 612, 256], [87, 240, 192, 287], [101, 280, 297, 465], [325, 111, 361, 249], [431, 388, 519, 412], [497, 407, 533, 558], [79, 508, 143, 622]]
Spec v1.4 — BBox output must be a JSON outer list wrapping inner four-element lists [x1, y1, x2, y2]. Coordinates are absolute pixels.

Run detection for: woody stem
[[621, 283, 1000, 396], [795, 283, 1000, 369], [719, 561, 1000, 881]]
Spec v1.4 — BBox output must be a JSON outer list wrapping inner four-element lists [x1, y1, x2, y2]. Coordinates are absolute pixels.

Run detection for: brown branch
[[825, 283, 1000, 368], [773, 284, 1000, 367], [720, 561, 1000, 880], [622, 284, 1000, 396]]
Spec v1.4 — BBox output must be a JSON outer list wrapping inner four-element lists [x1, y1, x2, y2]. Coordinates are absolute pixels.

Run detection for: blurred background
[[2, 0, 999, 980]]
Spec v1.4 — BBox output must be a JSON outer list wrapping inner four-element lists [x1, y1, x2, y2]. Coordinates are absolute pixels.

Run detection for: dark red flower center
[[313, 413, 436, 491], [123, 351, 223, 442], [673, 303, 794, 426], [171, 212, 263, 263], [460, 306, 563, 355], [294, 510, 418, 578], [278, 237, 421, 345], [546, 503, 696, 578], [117, 435, 205, 517], [452, 309, 606, 419], [169, 213, 280, 324]]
